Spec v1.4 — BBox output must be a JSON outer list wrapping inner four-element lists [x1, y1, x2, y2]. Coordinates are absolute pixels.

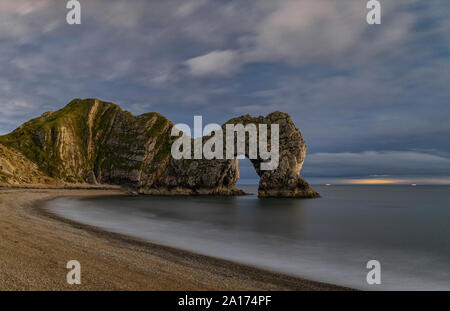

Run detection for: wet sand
[[0, 187, 350, 290]]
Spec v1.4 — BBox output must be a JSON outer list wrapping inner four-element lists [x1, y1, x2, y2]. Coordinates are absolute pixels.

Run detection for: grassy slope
[[0, 98, 173, 184]]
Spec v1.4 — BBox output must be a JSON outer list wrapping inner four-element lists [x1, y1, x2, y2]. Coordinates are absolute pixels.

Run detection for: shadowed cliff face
[[225, 113, 319, 198], [0, 98, 318, 198]]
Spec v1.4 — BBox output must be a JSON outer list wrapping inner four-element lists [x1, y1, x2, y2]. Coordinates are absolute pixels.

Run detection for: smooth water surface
[[48, 185, 450, 290]]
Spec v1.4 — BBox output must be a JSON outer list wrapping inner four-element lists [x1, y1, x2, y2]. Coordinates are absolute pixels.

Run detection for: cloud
[[0, 0, 57, 41], [174, 0, 208, 17], [0, 0, 52, 15], [184, 0, 417, 75], [185, 50, 240, 76], [245, 0, 366, 64], [303, 151, 450, 178], [0, 0, 449, 182], [89, 1, 144, 29], [0, 99, 40, 132]]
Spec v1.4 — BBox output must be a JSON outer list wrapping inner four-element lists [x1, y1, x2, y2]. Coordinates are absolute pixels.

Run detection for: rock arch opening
[[221, 111, 319, 198]]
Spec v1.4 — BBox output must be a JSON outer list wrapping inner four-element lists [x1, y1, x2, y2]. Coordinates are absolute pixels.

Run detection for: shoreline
[[0, 188, 352, 290]]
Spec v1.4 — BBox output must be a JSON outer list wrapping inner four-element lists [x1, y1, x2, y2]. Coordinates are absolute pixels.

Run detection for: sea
[[47, 184, 450, 290]]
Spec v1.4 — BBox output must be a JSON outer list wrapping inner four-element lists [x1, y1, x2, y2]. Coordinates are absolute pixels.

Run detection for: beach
[[0, 187, 346, 290]]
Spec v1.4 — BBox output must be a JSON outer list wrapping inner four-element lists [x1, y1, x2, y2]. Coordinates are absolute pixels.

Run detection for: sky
[[0, 0, 449, 184]]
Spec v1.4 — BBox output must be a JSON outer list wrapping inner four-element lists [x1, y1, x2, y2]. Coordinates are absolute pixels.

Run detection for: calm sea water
[[48, 185, 450, 290]]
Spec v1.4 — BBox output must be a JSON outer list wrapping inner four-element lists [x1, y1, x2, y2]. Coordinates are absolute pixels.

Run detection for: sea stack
[[0, 98, 318, 198]]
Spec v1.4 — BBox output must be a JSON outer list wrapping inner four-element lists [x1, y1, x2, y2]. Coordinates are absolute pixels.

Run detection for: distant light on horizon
[[307, 177, 450, 186], [344, 179, 407, 185]]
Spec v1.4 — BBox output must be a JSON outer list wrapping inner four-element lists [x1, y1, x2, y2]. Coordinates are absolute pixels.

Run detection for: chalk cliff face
[[0, 143, 55, 184], [0, 98, 318, 198], [225, 112, 319, 198]]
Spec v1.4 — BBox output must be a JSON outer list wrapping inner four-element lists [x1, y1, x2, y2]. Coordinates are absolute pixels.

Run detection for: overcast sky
[[1, 0, 449, 183]]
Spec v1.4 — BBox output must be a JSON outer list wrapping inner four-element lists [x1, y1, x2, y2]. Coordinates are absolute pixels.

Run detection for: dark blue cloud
[[0, 0, 449, 180]]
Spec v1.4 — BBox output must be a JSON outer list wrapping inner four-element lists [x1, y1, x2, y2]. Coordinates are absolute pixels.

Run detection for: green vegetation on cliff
[[0, 98, 318, 197], [0, 99, 92, 179], [0, 98, 173, 185]]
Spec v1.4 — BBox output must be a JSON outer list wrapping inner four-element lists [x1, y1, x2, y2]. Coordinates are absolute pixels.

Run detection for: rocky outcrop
[[0, 144, 55, 184], [225, 112, 319, 198], [0, 98, 318, 198]]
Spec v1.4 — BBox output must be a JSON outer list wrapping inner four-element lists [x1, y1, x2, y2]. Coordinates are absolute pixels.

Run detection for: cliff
[[0, 98, 318, 198]]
